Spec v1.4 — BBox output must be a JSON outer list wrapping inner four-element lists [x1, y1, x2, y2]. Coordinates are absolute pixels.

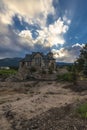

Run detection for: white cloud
[[1, 0, 55, 26], [0, 10, 14, 25], [72, 43, 85, 48], [49, 18, 69, 34], [18, 17, 69, 48], [36, 18, 69, 47], [52, 43, 85, 63], [19, 30, 32, 40], [63, 15, 71, 25]]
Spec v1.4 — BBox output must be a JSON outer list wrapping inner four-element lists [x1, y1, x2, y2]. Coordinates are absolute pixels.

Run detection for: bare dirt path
[[0, 81, 87, 130]]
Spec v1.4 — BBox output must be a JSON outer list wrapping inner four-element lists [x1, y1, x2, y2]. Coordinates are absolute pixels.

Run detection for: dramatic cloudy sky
[[0, 0, 87, 62]]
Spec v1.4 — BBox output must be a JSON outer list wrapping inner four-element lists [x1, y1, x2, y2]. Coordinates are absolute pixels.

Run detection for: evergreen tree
[[83, 60, 87, 76], [76, 44, 87, 73]]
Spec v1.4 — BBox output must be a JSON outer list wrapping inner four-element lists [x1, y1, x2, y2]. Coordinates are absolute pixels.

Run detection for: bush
[[77, 103, 87, 119], [0, 69, 17, 76], [57, 72, 77, 83], [67, 65, 73, 72], [83, 61, 87, 76]]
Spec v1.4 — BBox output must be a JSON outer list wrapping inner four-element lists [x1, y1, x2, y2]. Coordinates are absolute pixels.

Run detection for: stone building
[[19, 52, 56, 70]]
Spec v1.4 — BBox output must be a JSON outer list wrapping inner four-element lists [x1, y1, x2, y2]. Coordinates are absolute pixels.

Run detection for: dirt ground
[[0, 81, 87, 130]]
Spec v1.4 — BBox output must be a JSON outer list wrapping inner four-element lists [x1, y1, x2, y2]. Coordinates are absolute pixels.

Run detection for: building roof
[[32, 52, 44, 58], [21, 52, 55, 62]]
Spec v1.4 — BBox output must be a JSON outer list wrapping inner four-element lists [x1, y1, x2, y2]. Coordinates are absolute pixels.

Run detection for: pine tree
[[83, 60, 87, 76], [76, 44, 87, 73]]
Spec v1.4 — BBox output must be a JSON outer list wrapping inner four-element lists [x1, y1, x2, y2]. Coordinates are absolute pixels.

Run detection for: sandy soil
[[0, 81, 87, 130]]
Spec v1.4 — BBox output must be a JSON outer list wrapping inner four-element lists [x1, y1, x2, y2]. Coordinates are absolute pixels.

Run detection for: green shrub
[[77, 103, 87, 119], [57, 72, 77, 83], [0, 69, 17, 76], [67, 65, 73, 72], [83, 60, 87, 76]]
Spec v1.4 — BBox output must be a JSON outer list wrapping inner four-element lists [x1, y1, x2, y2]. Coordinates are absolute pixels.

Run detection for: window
[[35, 57, 41, 65]]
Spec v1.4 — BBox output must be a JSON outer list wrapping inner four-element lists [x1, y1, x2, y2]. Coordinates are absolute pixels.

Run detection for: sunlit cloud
[[72, 43, 85, 48], [1, 0, 54, 26], [52, 43, 85, 63], [18, 17, 70, 48]]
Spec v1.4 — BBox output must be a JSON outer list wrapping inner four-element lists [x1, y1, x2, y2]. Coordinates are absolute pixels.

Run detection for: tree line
[[75, 44, 87, 76]]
